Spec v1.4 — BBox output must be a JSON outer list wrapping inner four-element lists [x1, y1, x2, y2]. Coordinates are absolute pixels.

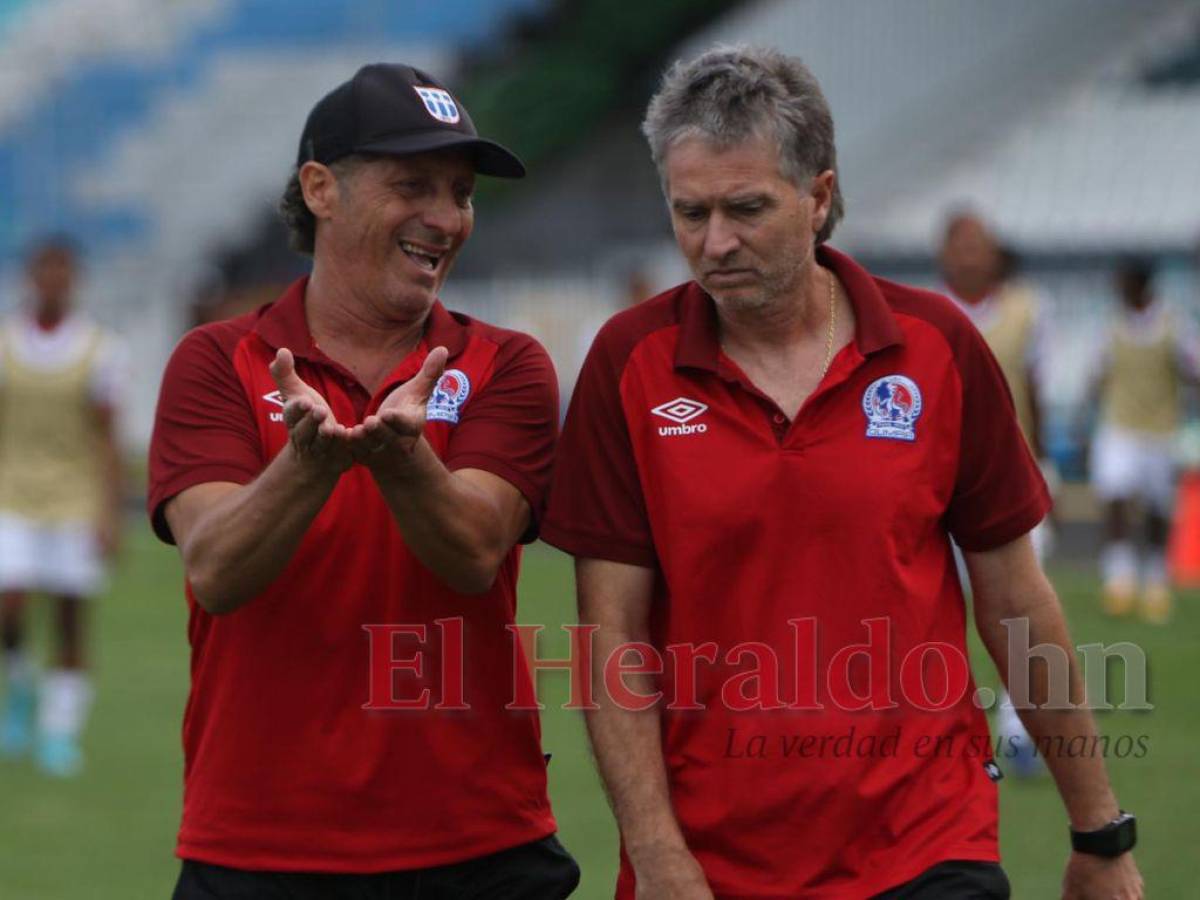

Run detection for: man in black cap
[[148, 64, 579, 899]]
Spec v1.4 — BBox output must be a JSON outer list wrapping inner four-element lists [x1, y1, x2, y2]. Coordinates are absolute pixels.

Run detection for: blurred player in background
[[1089, 256, 1200, 623], [940, 211, 1055, 776], [0, 236, 124, 777], [940, 212, 1056, 525]]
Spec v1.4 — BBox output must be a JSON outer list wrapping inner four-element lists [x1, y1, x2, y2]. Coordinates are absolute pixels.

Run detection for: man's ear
[[809, 169, 836, 237], [298, 161, 340, 222]]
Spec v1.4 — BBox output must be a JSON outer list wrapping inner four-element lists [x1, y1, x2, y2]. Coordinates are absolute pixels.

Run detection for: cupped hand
[[270, 348, 354, 475], [349, 346, 449, 465]]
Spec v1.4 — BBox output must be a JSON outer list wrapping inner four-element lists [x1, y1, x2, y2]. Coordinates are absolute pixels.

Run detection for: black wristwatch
[[1070, 811, 1137, 857]]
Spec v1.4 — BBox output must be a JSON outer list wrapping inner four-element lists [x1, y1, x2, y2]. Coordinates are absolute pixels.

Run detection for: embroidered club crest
[[427, 369, 470, 424], [414, 86, 460, 124], [862, 375, 923, 441]]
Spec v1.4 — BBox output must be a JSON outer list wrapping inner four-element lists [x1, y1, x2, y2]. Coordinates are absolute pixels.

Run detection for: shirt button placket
[[771, 411, 788, 443]]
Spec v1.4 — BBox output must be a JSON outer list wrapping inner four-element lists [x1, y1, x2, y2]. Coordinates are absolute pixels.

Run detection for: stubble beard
[[705, 250, 807, 319], [709, 285, 773, 317]]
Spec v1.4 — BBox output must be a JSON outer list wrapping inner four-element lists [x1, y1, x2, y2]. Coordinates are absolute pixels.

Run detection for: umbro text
[[659, 422, 708, 437]]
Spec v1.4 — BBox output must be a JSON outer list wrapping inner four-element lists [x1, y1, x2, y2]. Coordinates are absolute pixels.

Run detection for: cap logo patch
[[427, 368, 470, 424], [862, 374, 923, 442], [414, 86, 460, 124]]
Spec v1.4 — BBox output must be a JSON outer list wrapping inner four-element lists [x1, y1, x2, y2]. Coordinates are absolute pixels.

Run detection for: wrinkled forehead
[[663, 132, 792, 197]]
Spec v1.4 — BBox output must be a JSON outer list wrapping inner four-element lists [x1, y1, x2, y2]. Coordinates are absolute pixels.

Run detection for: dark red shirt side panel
[[885, 281, 1051, 551], [542, 290, 685, 568], [444, 328, 559, 541], [147, 315, 264, 544]]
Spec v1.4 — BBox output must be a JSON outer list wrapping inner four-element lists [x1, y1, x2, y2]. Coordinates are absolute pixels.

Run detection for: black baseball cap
[[297, 63, 525, 178]]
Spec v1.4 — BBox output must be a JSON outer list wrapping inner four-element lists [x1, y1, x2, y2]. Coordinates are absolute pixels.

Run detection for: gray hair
[[642, 45, 843, 244], [277, 154, 374, 255]]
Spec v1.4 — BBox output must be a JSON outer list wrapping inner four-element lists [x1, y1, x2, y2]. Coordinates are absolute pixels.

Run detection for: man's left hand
[[349, 346, 448, 465], [1062, 852, 1144, 899]]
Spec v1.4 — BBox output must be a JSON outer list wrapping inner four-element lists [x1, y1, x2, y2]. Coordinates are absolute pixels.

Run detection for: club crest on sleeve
[[414, 86, 460, 124], [862, 375, 923, 442], [427, 369, 470, 424]]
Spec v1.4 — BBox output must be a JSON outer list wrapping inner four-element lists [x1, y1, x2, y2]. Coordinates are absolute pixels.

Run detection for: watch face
[[1114, 815, 1137, 854], [1073, 812, 1137, 857]]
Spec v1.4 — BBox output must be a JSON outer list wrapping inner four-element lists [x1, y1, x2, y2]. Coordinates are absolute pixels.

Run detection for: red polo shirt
[[542, 246, 1050, 899], [147, 277, 559, 872]]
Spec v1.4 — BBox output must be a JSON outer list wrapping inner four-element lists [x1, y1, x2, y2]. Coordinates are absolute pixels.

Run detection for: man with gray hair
[[544, 46, 1142, 898]]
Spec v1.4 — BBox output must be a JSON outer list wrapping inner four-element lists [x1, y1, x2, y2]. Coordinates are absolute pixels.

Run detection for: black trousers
[[172, 834, 580, 900], [874, 860, 1011, 899]]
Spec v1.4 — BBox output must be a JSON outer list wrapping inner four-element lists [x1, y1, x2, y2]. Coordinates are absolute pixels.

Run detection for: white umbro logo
[[651, 397, 707, 424], [651, 397, 709, 436], [263, 390, 285, 423]]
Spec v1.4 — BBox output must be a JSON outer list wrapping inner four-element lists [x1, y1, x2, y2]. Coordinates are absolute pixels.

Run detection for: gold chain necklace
[[819, 267, 837, 378]]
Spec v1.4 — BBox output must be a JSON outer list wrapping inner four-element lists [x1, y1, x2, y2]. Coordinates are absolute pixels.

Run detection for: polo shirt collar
[[254, 276, 468, 362], [673, 283, 721, 372], [822, 245, 904, 354], [254, 277, 318, 358], [674, 244, 905, 372]]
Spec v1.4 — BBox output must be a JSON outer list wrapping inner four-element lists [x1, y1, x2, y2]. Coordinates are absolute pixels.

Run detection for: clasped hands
[[268, 345, 448, 476]]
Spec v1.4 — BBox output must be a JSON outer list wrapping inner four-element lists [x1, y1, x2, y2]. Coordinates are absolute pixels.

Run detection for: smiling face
[[664, 134, 833, 314], [306, 150, 476, 321]]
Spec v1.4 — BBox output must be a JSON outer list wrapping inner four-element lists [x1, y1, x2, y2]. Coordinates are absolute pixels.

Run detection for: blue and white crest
[[427, 369, 470, 424], [862, 374, 923, 441], [414, 86, 460, 124]]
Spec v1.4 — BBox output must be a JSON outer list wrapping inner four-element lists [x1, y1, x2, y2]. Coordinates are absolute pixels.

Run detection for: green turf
[[0, 526, 1192, 898]]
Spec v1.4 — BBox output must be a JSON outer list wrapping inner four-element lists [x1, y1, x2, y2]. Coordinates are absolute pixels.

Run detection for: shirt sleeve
[[88, 332, 127, 410], [540, 321, 657, 568], [443, 334, 559, 543], [146, 326, 263, 544], [1083, 326, 1112, 400], [1025, 294, 1052, 397], [1174, 312, 1200, 381], [945, 322, 1052, 552]]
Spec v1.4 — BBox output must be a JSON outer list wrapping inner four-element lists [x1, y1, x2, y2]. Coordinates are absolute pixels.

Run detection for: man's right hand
[[634, 847, 714, 900], [270, 348, 354, 475]]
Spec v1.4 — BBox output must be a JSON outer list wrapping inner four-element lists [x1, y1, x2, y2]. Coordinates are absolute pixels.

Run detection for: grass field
[[0, 522, 1194, 898]]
